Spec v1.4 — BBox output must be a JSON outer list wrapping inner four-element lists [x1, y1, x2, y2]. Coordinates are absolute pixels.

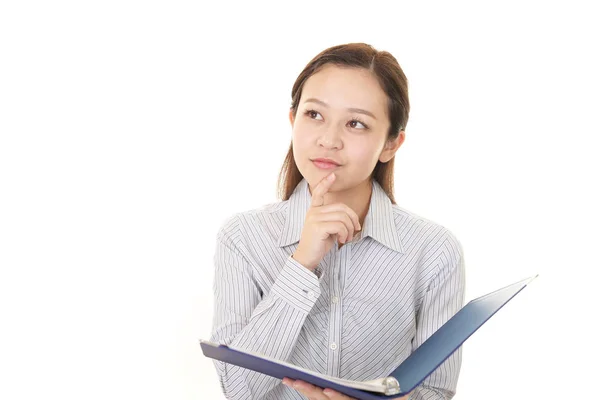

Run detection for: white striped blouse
[[210, 178, 466, 400]]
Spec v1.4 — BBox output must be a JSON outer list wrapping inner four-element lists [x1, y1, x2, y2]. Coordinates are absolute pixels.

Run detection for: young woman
[[210, 43, 466, 400]]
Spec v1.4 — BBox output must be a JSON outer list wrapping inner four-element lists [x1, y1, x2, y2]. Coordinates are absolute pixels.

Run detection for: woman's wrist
[[292, 252, 316, 271]]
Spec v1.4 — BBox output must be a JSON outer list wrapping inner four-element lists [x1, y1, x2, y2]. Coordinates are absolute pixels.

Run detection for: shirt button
[[307, 291, 314, 299], [332, 296, 339, 304], [330, 342, 337, 350]]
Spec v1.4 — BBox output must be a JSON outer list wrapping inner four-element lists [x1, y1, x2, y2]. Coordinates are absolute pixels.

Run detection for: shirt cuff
[[270, 255, 322, 314]]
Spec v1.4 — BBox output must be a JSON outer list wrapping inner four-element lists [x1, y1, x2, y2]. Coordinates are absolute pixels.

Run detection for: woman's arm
[[409, 233, 466, 400], [210, 224, 322, 400]]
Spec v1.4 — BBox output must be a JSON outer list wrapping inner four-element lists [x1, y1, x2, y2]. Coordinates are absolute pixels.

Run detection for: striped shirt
[[210, 178, 466, 400]]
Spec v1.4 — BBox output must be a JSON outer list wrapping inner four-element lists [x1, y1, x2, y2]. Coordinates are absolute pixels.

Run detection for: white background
[[1, 1, 598, 399]]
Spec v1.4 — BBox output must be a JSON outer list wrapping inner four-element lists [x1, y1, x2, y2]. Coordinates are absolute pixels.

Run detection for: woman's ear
[[289, 110, 295, 127], [379, 131, 406, 163]]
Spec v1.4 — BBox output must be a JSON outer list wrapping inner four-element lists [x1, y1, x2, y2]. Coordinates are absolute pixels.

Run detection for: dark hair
[[277, 42, 410, 204]]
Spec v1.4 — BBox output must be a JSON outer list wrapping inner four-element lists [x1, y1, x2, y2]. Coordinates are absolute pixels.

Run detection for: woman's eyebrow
[[304, 98, 377, 120]]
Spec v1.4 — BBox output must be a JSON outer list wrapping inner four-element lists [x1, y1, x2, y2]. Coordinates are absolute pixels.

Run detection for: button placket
[[327, 243, 349, 377], [326, 246, 340, 376]]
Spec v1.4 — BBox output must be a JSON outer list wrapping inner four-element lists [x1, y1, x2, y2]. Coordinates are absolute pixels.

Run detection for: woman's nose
[[317, 125, 343, 149]]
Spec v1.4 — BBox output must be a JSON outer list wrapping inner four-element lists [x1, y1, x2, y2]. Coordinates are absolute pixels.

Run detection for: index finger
[[310, 172, 336, 208]]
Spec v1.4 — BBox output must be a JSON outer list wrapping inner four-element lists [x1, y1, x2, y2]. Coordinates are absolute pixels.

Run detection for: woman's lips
[[312, 160, 340, 170]]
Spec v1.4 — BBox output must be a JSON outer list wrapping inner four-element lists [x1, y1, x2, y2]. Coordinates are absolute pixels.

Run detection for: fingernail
[[328, 173, 335, 181], [323, 389, 334, 397]]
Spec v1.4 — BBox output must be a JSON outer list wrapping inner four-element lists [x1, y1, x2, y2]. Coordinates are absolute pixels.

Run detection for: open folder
[[200, 274, 538, 399]]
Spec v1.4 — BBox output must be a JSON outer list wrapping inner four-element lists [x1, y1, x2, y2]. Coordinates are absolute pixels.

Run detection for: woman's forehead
[[301, 65, 387, 117]]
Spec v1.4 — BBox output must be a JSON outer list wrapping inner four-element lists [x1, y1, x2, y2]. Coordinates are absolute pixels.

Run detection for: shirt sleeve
[[209, 227, 322, 400], [409, 233, 466, 400]]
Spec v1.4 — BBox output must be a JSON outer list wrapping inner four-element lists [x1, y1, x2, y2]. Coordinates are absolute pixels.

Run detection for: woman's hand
[[292, 172, 361, 271], [282, 378, 356, 399], [282, 378, 410, 400]]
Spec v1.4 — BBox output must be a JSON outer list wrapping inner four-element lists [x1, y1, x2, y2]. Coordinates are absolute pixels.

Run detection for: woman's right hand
[[292, 172, 361, 271]]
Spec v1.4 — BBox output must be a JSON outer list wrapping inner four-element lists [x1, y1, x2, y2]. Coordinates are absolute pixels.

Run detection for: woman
[[210, 43, 465, 400]]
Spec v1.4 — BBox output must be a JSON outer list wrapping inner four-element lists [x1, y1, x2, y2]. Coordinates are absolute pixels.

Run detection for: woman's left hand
[[282, 378, 355, 399], [282, 378, 410, 400]]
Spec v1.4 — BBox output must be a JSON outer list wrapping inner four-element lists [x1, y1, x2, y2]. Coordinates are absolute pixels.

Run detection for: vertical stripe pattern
[[210, 179, 466, 400]]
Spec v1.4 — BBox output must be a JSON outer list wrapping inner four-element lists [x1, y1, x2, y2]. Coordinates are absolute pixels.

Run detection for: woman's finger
[[315, 211, 357, 242], [322, 388, 357, 399], [282, 379, 330, 400]]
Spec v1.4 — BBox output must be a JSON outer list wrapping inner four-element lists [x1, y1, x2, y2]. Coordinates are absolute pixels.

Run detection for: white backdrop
[[1, 1, 598, 399]]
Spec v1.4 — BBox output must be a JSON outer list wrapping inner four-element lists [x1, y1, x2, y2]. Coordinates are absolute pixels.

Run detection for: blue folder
[[201, 274, 537, 399]]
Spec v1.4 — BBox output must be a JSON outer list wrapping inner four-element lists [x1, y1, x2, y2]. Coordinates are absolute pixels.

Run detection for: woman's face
[[290, 64, 404, 191]]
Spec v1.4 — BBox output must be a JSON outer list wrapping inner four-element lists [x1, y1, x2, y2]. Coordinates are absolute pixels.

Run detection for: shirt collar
[[277, 178, 404, 254]]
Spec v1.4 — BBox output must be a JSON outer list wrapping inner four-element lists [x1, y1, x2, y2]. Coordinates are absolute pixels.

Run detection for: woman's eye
[[305, 110, 323, 120], [349, 120, 368, 130]]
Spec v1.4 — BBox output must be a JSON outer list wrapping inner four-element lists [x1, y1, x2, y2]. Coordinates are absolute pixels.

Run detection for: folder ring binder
[[382, 377, 400, 395]]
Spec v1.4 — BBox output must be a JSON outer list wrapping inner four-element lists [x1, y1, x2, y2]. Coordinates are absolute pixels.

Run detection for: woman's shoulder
[[390, 203, 462, 250], [215, 199, 288, 244], [390, 204, 465, 285]]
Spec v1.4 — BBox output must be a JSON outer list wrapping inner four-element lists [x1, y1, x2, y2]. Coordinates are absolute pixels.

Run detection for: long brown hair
[[277, 43, 410, 204]]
